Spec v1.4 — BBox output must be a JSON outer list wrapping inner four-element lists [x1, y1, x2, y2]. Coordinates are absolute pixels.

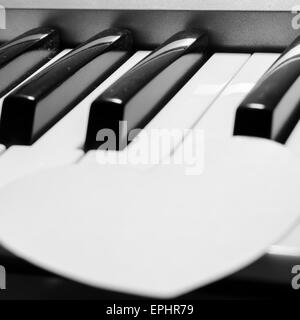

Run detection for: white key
[[286, 120, 300, 157], [32, 51, 150, 154], [0, 144, 5, 155], [272, 105, 300, 256], [191, 53, 279, 141], [0, 146, 83, 189], [83, 53, 251, 165], [0, 49, 71, 153], [170, 53, 279, 174], [0, 52, 150, 187]]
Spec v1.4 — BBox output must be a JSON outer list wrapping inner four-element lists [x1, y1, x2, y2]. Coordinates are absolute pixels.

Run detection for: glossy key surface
[[0, 27, 60, 97], [0, 28, 133, 146], [84, 30, 208, 151], [233, 36, 300, 142]]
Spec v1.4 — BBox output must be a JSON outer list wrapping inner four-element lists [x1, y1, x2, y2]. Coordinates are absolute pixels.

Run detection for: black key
[[0, 27, 60, 97], [84, 30, 208, 151], [233, 36, 300, 142], [0, 28, 133, 146]]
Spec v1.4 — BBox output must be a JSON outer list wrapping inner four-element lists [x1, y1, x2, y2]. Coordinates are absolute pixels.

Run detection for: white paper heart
[[0, 137, 300, 297]]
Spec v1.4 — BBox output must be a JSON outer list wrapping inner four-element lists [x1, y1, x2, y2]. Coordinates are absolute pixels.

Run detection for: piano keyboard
[[0, 1, 300, 298]]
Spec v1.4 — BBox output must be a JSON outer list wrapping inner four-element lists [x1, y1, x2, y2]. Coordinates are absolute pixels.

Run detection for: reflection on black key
[[234, 36, 300, 142], [0, 27, 60, 97], [0, 29, 133, 146], [84, 30, 208, 151]]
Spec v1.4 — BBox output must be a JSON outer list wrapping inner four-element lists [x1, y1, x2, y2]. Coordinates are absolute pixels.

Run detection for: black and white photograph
[[0, 0, 300, 310]]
